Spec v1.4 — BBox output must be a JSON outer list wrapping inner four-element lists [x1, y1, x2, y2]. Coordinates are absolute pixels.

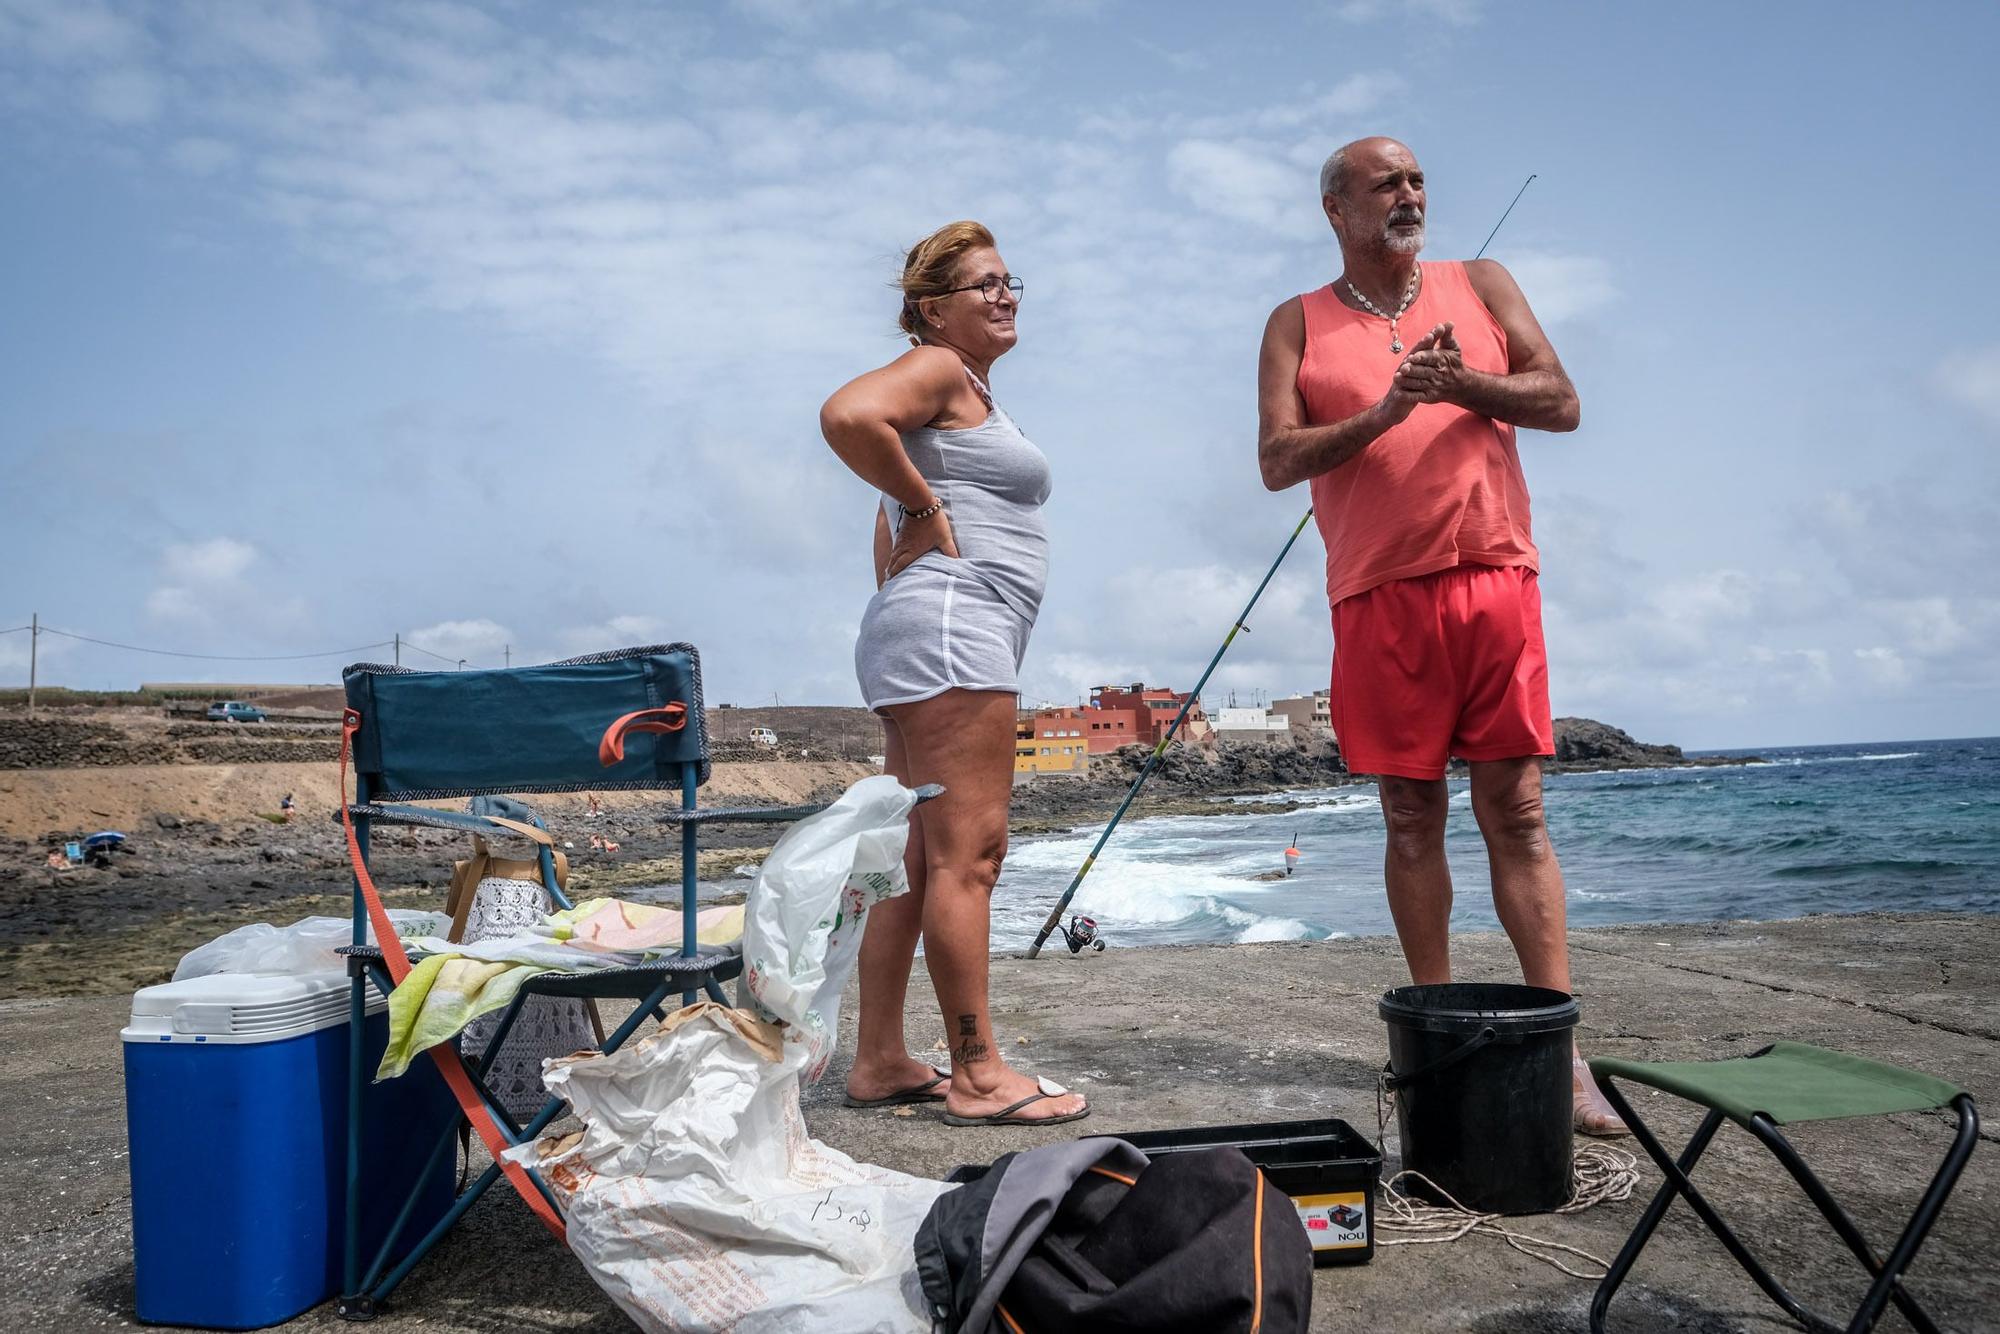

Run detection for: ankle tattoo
[[951, 1015, 990, 1065]]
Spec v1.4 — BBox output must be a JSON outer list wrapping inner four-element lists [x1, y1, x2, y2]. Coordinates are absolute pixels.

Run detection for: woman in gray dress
[[819, 221, 1087, 1127]]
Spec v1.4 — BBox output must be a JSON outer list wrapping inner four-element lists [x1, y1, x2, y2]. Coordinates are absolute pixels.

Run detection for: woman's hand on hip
[[885, 509, 960, 579]]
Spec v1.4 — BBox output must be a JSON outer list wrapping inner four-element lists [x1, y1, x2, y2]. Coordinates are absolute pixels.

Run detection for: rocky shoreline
[[1008, 715, 1754, 832], [0, 706, 1754, 999]]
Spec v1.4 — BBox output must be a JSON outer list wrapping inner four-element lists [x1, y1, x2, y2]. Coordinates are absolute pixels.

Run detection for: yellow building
[[1014, 707, 1090, 775]]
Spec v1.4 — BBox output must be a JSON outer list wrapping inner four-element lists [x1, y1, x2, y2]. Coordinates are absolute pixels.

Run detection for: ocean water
[[990, 736, 2000, 951]]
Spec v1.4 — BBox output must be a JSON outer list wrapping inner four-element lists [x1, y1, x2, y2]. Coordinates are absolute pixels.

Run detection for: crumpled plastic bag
[[172, 911, 448, 982], [736, 772, 919, 1082], [508, 775, 951, 1334]]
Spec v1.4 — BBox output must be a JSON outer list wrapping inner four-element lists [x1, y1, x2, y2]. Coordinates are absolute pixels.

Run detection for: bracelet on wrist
[[901, 497, 944, 521]]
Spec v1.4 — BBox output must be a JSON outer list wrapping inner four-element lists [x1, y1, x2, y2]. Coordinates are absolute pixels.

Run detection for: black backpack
[[915, 1137, 1311, 1333]]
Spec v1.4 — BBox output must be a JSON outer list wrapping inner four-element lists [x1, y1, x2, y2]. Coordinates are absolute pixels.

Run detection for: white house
[[1209, 706, 1292, 739]]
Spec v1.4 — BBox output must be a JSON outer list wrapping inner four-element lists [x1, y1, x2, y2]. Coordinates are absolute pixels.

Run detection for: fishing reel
[[1057, 914, 1106, 954]]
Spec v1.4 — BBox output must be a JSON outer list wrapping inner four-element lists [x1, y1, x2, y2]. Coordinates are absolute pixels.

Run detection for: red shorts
[[1328, 563, 1553, 780]]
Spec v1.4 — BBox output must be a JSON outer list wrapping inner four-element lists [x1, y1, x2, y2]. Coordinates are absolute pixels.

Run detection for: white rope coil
[[1376, 1074, 1642, 1279]]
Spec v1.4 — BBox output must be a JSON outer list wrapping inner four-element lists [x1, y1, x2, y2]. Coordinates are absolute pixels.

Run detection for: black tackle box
[[946, 1117, 1380, 1266]]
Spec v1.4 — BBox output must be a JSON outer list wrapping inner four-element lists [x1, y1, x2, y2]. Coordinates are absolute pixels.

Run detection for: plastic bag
[[510, 775, 950, 1334], [172, 911, 449, 982], [737, 772, 923, 1081]]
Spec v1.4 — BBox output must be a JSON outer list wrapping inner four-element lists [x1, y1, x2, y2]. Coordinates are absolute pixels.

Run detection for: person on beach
[[819, 221, 1088, 1128], [1256, 137, 1626, 1135]]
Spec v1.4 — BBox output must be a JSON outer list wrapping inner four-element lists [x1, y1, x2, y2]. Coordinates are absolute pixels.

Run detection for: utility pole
[[27, 613, 37, 718], [504, 644, 511, 668], [394, 633, 401, 667]]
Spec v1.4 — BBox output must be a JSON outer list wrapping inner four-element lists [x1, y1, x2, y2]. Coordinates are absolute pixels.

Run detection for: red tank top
[[1298, 260, 1538, 607]]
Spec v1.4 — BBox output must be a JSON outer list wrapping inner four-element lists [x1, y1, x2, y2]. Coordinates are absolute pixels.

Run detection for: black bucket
[[1379, 983, 1579, 1214]]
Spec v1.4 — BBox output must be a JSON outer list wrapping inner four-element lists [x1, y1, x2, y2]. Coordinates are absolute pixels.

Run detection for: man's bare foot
[[1573, 1055, 1629, 1137], [844, 1053, 948, 1106], [943, 1062, 1089, 1126]]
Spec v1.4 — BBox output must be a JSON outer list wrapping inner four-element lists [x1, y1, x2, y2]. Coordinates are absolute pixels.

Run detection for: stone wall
[[0, 719, 337, 769]]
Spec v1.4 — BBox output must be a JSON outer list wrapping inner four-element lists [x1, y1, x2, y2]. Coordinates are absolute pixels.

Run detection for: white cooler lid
[[123, 970, 388, 1045]]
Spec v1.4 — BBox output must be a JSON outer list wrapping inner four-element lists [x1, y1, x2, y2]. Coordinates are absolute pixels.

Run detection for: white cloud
[[1875, 596, 1967, 657], [0, 0, 146, 64], [163, 537, 256, 585], [8, 2, 1989, 746], [1334, 0, 1484, 24], [551, 616, 673, 663], [405, 618, 512, 667], [730, 0, 860, 32], [147, 537, 258, 626], [1936, 344, 2000, 430], [1854, 646, 1911, 689], [1136, 39, 1206, 73], [181, 0, 326, 69], [1746, 645, 1833, 697], [0, 624, 75, 679], [1182, 73, 1404, 137], [85, 67, 164, 123], [1503, 252, 1618, 326], [1165, 138, 1301, 234], [811, 49, 937, 109], [168, 135, 237, 175]]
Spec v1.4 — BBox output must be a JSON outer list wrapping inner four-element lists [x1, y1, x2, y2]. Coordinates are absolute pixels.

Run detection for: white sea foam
[[1226, 788, 1376, 811], [1745, 752, 1918, 767], [1235, 916, 1319, 942], [999, 830, 1333, 942]]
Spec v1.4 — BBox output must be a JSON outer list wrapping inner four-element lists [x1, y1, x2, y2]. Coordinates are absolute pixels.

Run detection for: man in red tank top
[[1256, 137, 1624, 1136]]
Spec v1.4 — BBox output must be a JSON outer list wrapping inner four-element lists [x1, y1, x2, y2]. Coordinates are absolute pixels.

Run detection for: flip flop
[[1572, 1057, 1630, 1137], [942, 1077, 1091, 1128], [842, 1071, 949, 1109]]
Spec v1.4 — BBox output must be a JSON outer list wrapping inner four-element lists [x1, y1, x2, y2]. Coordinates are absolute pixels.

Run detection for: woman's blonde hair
[[897, 220, 995, 342]]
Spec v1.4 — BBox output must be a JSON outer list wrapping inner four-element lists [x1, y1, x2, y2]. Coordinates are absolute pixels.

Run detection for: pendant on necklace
[[1390, 338, 1403, 354]]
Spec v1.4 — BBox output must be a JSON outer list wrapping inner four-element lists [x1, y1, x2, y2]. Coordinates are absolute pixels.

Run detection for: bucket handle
[[1382, 1024, 1500, 1092]]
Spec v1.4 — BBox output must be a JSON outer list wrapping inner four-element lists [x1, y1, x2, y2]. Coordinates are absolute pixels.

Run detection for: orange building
[[1015, 706, 1091, 775], [1083, 682, 1210, 753]]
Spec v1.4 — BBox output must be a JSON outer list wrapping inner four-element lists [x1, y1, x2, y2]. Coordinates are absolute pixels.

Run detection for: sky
[[2, 0, 1997, 750]]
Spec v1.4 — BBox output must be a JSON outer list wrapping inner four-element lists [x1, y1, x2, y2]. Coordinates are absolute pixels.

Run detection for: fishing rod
[[1025, 172, 1539, 959], [1028, 510, 1316, 957], [1476, 174, 1537, 262]]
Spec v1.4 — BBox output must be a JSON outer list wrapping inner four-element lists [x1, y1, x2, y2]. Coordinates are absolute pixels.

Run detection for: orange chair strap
[[597, 703, 689, 766], [339, 709, 566, 1240]]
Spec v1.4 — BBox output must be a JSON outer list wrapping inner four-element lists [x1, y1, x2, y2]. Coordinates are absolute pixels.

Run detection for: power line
[[399, 637, 468, 667], [0, 625, 32, 635], [37, 628, 395, 662]]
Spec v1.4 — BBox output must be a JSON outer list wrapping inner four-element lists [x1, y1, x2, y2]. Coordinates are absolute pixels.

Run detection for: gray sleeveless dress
[[855, 376, 1052, 711]]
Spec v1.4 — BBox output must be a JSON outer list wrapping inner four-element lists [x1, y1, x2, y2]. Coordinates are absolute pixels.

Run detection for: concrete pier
[[4, 912, 1994, 1332]]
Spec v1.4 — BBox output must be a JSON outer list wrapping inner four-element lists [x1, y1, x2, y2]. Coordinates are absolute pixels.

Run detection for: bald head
[[1319, 137, 1415, 201], [1319, 137, 1426, 258]]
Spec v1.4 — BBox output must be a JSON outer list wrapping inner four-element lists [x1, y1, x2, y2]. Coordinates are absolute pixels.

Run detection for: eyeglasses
[[937, 274, 1025, 304]]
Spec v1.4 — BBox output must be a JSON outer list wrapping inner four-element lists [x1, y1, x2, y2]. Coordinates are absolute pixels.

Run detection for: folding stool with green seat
[[1589, 1042, 1978, 1334]]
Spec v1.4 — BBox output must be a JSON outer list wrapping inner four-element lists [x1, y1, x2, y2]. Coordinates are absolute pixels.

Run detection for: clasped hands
[[1382, 322, 1472, 422]]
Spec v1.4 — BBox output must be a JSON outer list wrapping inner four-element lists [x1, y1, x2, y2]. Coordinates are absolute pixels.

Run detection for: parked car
[[206, 700, 267, 723], [748, 727, 778, 748]]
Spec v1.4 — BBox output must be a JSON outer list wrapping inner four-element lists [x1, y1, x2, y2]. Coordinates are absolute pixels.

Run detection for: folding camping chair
[[1589, 1043, 1979, 1334], [333, 644, 841, 1320]]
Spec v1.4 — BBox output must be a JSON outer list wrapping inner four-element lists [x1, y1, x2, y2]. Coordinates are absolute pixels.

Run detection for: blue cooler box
[[123, 971, 458, 1329]]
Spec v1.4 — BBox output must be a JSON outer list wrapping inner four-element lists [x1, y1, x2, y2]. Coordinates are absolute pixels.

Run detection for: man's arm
[[1258, 297, 1427, 491], [1394, 261, 1580, 432]]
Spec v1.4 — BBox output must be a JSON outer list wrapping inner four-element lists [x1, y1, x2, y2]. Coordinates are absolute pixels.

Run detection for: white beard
[[1383, 223, 1426, 255]]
